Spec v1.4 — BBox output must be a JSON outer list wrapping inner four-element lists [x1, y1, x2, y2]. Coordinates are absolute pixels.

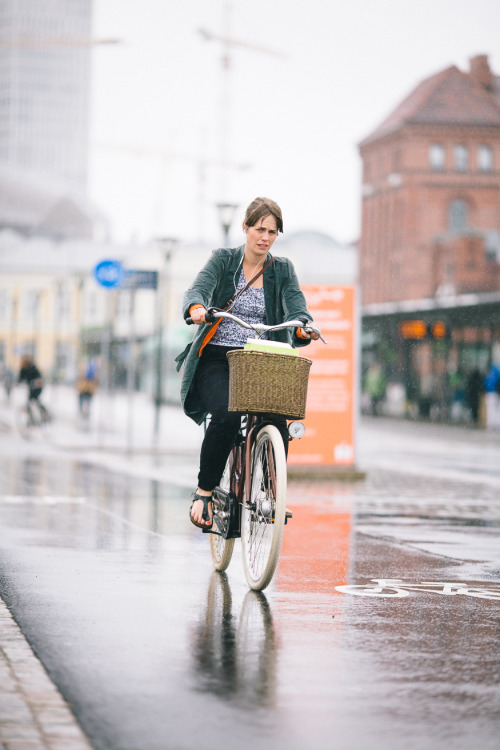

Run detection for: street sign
[[121, 270, 158, 290], [93, 259, 124, 289]]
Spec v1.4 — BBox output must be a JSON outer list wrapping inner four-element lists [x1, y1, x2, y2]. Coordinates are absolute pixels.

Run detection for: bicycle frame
[[210, 412, 283, 540]]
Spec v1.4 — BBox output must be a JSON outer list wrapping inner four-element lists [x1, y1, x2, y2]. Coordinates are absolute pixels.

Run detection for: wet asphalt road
[[0, 417, 499, 750]]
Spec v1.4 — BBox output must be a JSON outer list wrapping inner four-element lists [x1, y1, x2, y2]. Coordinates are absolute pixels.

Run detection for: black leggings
[[195, 345, 288, 491]]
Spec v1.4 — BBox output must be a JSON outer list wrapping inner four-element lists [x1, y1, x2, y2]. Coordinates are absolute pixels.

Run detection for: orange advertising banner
[[288, 285, 358, 468]]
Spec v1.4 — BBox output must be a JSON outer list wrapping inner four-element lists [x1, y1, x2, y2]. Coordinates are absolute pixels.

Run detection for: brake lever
[[304, 326, 327, 344]]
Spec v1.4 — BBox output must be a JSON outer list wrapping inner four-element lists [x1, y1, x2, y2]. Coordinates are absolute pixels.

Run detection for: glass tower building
[[0, 0, 92, 190]]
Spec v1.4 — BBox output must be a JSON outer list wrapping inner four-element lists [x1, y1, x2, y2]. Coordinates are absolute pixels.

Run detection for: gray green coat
[[175, 245, 313, 424]]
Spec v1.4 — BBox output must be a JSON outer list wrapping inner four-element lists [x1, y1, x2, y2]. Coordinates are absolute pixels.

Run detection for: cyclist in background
[[18, 355, 50, 422], [176, 197, 319, 530]]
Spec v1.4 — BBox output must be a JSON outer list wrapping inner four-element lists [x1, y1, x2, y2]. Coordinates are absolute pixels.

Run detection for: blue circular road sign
[[93, 259, 124, 288]]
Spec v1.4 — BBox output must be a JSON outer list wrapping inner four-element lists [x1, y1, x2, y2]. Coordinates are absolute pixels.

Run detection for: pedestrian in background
[[1, 364, 14, 401], [483, 362, 500, 430], [466, 369, 484, 425], [364, 362, 387, 416], [77, 360, 98, 419]]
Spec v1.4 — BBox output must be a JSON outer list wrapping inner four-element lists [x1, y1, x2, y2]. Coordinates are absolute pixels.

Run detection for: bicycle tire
[[15, 406, 34, 440], [210, 448, 237, 571], [242, 424, 286, 591]]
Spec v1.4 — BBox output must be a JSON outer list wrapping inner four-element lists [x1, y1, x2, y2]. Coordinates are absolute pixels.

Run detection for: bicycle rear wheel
[[242, 424, 286, 591], [210, 447, 238, 571]]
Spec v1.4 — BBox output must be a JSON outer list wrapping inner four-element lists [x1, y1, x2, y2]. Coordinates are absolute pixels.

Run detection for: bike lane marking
[[335, 579, 500, 600]]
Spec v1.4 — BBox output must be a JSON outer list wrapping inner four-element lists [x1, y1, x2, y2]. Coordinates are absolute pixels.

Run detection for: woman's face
[[243, 214, 278, 259]]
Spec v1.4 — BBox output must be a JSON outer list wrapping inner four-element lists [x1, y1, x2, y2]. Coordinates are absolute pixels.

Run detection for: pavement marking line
[[363, 458, 500, 489], [1, 495, 87, 505], [0, 597, 93, 750]]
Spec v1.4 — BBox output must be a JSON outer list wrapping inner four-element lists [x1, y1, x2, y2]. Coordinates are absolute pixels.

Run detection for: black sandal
[[189, 492, 213, 529]]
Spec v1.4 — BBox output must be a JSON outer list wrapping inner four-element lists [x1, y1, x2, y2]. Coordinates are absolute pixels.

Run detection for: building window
[[454, 145, 468, 172], [429, 144, 445, 171], [477, 145, 493, 172], [23, 290, 41, 322], [484, 230, 499, 261], [448, 199, 468, 232]]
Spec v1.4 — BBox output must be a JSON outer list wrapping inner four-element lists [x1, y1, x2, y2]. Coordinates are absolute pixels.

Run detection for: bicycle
[[187, 307, 325, 591], [335, 579, 500, 600], [15, 393, 52, 440]]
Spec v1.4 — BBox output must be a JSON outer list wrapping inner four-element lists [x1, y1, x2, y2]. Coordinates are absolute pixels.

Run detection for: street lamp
[[216, 202, 238, 246], [154, 236, 178, 441]]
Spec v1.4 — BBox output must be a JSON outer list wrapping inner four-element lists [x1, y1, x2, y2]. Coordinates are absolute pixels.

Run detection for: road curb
[[0, 597, 93, 750]]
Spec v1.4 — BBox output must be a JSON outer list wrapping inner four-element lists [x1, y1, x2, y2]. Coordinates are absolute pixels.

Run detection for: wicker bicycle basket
[[226, 349, 312, 419]]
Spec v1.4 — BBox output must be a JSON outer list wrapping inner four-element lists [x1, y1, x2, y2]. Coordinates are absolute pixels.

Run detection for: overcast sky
[[89, 0, 500, 247]]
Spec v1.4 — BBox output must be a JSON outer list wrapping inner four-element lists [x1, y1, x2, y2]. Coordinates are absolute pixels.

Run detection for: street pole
[[98, 290, 113, 445], [126, 288, 136, 455], [51, 280, 63, 409], [216, 202, 238, 247], [10, 294, 18, 371], [153, 237, 177, 443]]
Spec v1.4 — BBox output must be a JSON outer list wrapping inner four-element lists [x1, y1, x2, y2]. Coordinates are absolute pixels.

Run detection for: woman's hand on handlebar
[[189, 306, 208, 325]]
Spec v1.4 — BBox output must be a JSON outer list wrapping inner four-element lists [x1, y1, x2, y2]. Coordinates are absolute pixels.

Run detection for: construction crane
[[0, 37, 121, 48], [198, 1, 288, 203], [94, 142, 251, 240]]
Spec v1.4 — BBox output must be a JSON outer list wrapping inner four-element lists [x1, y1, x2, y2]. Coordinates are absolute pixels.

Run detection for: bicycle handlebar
[[186, 307, 327, 343]]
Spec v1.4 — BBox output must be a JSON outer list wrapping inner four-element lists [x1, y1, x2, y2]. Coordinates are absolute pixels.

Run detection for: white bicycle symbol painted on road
[[335, 579, 500, 600]]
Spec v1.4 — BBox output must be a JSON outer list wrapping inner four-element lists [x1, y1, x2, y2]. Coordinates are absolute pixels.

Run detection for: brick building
[[358, 55, 500, 422], [359, 54, 500, 304]]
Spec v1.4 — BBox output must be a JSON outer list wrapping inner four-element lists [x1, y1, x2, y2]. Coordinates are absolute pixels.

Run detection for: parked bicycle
[[187, 307, 325, 590]]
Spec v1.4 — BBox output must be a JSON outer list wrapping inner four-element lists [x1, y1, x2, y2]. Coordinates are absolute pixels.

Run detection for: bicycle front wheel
[[15, 406, 34, 440], [242, 424, 286, 591], [210, 448, 237, 571]]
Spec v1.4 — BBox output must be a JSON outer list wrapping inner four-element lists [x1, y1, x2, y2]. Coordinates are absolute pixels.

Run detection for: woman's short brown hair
[[244, 197, 283, 233]]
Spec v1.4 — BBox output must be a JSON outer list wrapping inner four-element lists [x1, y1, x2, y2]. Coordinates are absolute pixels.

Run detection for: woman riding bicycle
[[176, 197, 319, 530]]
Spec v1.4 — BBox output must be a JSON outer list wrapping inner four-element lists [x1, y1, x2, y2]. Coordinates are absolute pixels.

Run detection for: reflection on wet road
[[0, 439, 499, 750]]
